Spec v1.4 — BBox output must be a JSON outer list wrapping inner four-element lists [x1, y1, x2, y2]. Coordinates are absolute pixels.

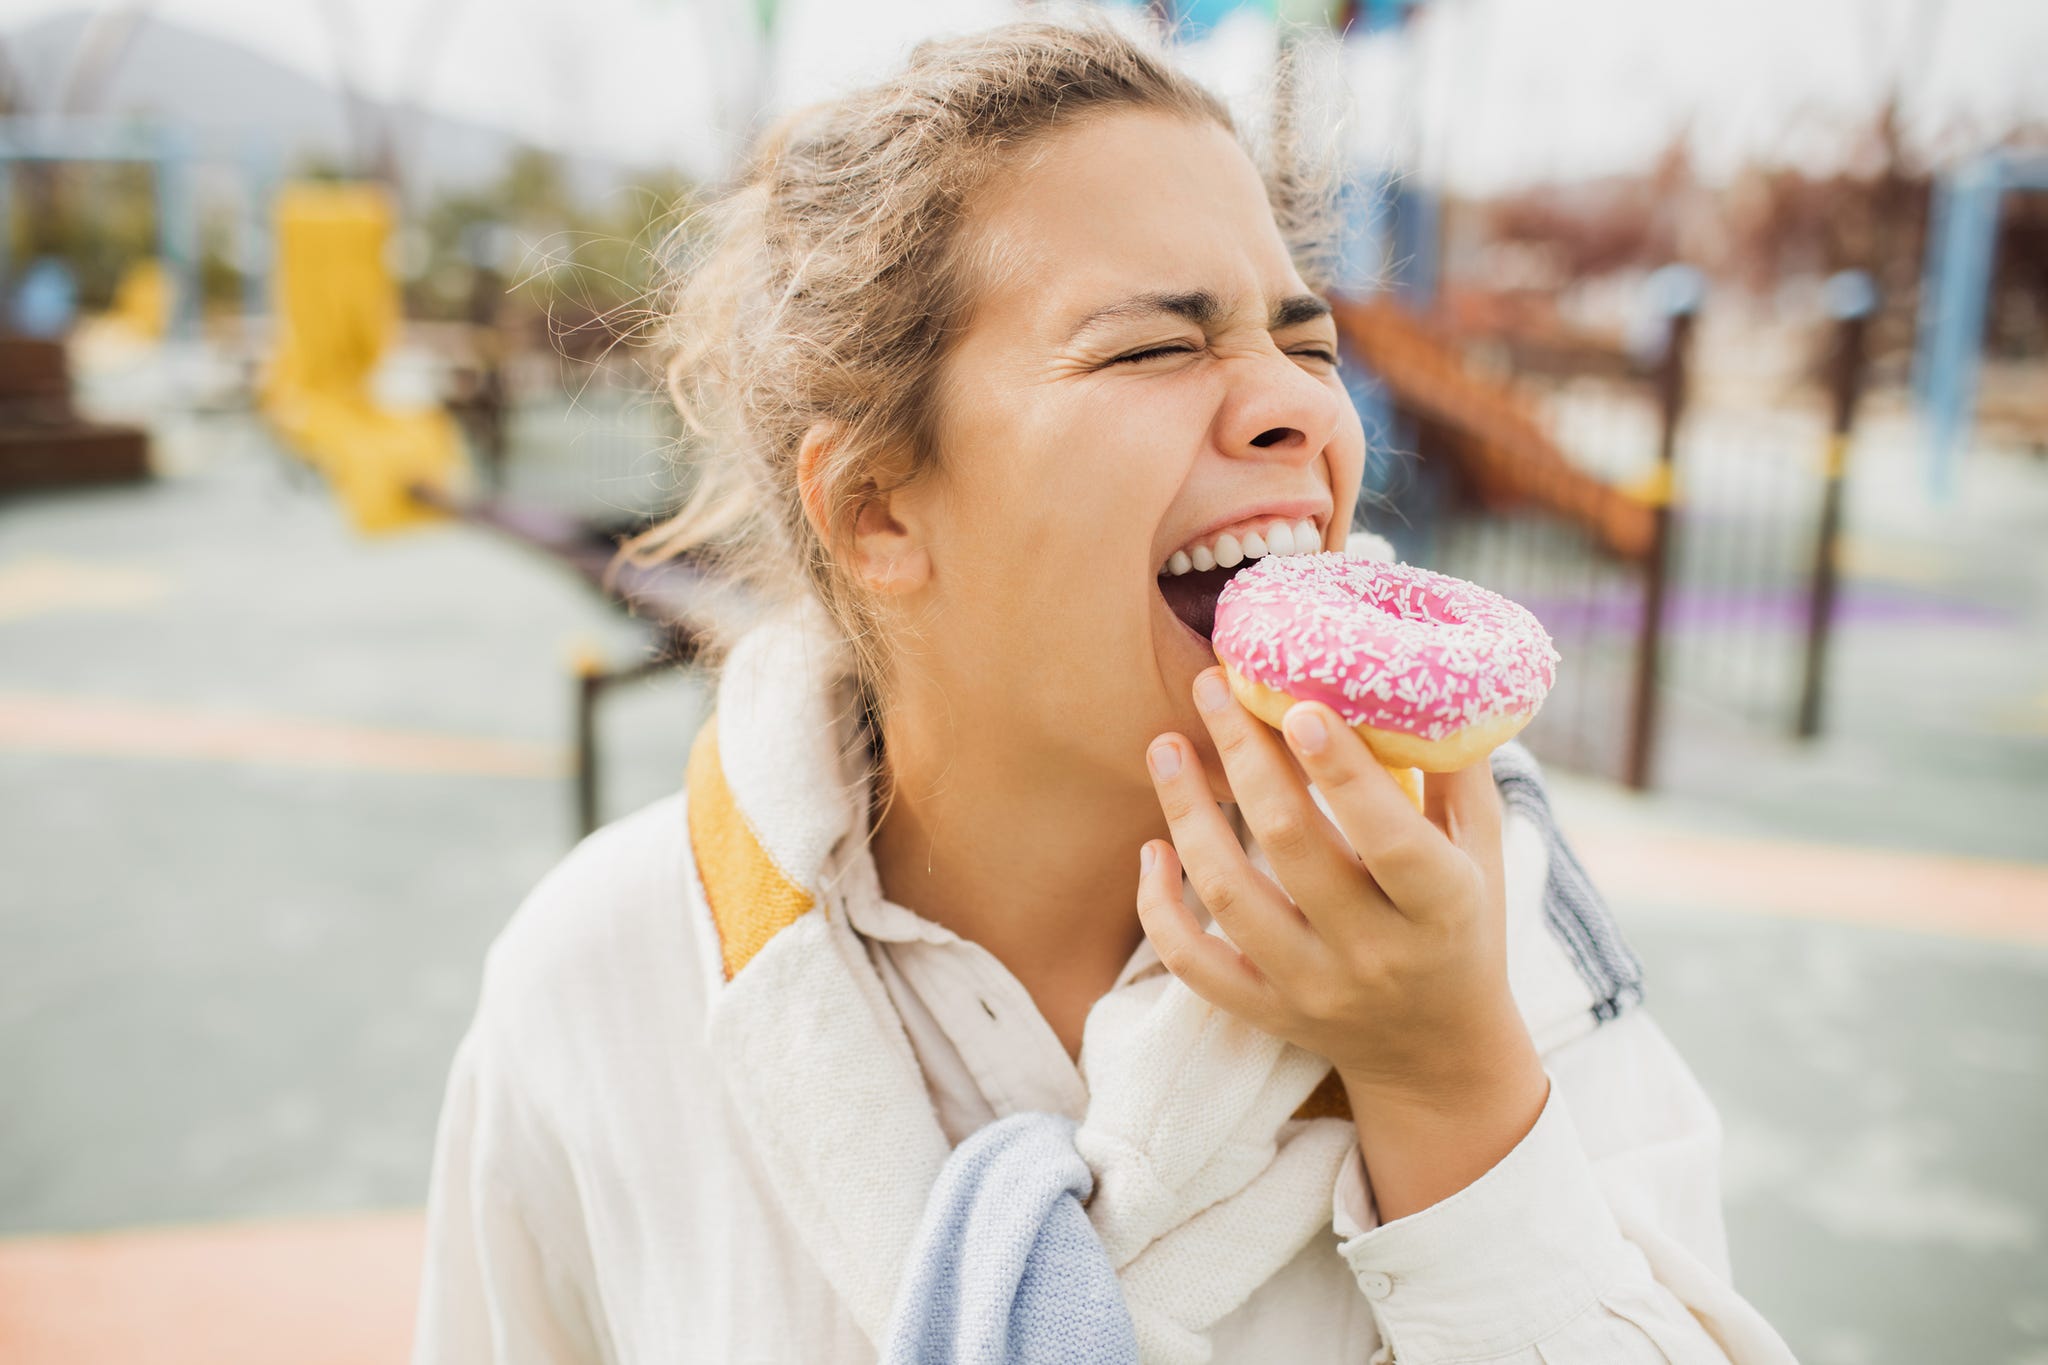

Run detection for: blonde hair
[[619, 17, 1340, 727]]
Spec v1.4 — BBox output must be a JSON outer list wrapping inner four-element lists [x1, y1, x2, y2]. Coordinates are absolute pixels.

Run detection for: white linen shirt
[[413, 788, 1791, 1364]]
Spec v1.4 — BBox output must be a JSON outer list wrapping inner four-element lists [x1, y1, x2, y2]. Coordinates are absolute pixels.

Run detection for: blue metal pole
[[1909, 171, 1950, 411], [1394, 182, 1438, 305], [155, 125, 200, 340], [1337, 171, 1397, 511], [1923, 156, 1998, 500]]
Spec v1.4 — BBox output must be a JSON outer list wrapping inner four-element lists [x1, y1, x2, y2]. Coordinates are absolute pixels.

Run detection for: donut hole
[[1372, 584, 1465, 626], [1157, 562, 1243, 639]]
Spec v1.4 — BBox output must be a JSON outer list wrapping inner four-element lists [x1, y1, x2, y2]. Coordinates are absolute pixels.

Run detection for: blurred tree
[[6, 160, 158, 311], [411, 144, 697, 354], [1988, 190, 2048, 361], [197, 205, 246, 312], [499, 147, 575, 226]]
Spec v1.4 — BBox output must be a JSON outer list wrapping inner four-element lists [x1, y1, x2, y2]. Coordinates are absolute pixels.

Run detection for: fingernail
[[1148, 739, 1181, 779], [1284, 705, 1328, 755], [1194, 672, 1230, 713], [1140, 843, 1157, 876]]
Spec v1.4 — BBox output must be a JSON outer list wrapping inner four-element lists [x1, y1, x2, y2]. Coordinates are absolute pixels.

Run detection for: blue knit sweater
[[881, 1111, 1140, 1364]]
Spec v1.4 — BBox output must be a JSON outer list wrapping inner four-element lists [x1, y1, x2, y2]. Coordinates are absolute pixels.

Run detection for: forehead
[[960, 110, 1308, 337]]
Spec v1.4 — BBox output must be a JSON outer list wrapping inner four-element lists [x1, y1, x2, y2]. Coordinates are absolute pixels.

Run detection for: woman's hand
[[1139, 667, 1548, 1216]]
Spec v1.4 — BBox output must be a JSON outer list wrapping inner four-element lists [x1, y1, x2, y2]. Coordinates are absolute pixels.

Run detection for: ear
[[794, 419, 845, 547], [796, 419, 932, 596]]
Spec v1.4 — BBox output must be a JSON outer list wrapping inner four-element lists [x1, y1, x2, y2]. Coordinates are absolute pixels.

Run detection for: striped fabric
[[1490, 743, 1647, 1025]]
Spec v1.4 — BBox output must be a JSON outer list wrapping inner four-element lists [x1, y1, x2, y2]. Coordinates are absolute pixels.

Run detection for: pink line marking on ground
[[0, 692, 568, 780], [1564, 819, 2048, 946], [0, 1212, 423, 1364]]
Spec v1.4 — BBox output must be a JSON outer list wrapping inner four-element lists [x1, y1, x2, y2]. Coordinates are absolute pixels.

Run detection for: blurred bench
[[0, 335, 151, 494], [409, 484, 729, 836]]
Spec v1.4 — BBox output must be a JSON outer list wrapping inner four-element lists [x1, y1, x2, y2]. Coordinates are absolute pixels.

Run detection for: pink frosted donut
[[1211, 552, 1558, 772]]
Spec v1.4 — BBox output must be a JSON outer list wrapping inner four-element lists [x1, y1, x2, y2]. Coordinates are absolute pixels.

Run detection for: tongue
[[1158, 564, 1244, 639]]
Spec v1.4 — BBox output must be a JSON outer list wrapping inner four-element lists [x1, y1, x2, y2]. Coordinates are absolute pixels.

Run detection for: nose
[[1215, 347, 1344, 467]]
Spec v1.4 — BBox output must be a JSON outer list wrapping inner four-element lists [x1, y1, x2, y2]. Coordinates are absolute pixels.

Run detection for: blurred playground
[[3, 2, 2047, 1363]]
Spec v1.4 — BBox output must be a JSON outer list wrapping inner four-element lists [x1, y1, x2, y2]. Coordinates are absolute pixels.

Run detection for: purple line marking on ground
[[1516, 587, 2017, 636]]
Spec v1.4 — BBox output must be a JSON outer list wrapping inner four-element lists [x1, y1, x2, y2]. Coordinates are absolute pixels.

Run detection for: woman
[[414, 19, 1795, 1363]]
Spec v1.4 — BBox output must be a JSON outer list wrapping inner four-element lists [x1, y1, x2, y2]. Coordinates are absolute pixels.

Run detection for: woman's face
[[892, 109, 1365, 791]]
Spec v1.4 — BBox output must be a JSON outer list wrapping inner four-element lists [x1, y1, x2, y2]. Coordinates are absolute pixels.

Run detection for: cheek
[[915, 363, 1172, 757], [1327, 396, 1369, 521], [928, 392, 1195, 709], [956, 383, 1196, 574]]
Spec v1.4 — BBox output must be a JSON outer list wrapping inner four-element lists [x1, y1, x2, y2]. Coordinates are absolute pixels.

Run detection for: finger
[[1279, 700, 1462, 918], [1189, 669, 1368, 936], [1135, 839, 1278, 1022], [1424, 757, 1503, 861], [1147, 732, 1320, 982]]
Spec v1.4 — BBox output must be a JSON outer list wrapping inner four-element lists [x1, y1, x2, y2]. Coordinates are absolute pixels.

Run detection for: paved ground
[[2, 398, 2044, 1364], [1649, 404, 2048, 865]]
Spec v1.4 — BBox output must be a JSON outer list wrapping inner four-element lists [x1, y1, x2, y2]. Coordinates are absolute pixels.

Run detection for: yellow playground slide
[[262, 182, 461, 534]]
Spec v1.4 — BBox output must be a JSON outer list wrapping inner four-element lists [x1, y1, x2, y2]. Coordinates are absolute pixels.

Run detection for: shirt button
[[1359, 1270, 1394, 1299]]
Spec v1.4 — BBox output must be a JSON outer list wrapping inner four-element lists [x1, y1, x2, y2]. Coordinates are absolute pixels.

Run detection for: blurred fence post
[[1623, 267, 1702, 791], [570, 649, 678, 840], [575, 654, 605, 838], [1795, 271, 1878, 740]]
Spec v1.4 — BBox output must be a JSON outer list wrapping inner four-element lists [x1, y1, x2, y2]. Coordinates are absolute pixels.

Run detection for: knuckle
[[1339, 944, 1393, 996], [1258, 808, 1317, 864], [1160, 942, 1201, 979], [1378, 832, 1437, 877], [1192, 870, 1245, 919], [1212, 721, 1255, 761], [1315, 757, 1366, 792]]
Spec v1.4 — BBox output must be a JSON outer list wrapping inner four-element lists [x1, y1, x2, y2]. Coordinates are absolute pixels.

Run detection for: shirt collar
[[819, 767, 1226, 988], [831, 837, 1167, 985]]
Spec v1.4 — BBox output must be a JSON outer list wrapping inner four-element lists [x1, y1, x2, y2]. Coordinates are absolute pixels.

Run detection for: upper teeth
[[1163, 518, 1322, 575]]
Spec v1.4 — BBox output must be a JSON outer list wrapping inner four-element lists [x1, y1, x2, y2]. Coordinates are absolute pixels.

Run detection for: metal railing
[[1346, 270, 1877, 788]]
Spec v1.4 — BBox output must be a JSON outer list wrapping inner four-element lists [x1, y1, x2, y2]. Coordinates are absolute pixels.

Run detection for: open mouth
[[1155, 514, 1327, 641], [1157, 563, 1245, 640]]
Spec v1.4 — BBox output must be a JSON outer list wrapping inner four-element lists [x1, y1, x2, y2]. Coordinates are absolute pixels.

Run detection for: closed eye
[[1109, 343, 1200, 365], [1108, 343, 1342, 367]]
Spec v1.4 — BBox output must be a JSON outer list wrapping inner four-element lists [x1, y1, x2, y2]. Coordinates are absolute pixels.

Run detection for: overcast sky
[[2, 0, 2043, 189]]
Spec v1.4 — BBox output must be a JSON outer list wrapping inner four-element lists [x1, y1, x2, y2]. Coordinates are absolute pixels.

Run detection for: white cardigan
[[413, 785, 1796, 1363]]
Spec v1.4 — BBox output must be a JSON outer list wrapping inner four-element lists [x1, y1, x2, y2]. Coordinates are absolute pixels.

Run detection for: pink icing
[[1211, 553, 1558, 742]]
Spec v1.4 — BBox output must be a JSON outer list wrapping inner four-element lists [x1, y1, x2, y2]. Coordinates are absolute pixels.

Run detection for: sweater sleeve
[[1327, 1008, 1798, 1364], [412, 1020, 608, 1365]]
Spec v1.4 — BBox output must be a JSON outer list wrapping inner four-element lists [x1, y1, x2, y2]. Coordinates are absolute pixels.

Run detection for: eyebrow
[[1063, 289, 1332, 344]]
